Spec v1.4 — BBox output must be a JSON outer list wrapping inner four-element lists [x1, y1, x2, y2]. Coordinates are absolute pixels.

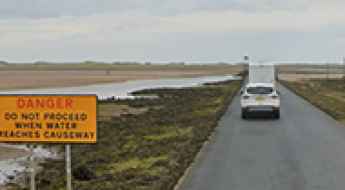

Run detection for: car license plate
[[256, 96, 265, 101]]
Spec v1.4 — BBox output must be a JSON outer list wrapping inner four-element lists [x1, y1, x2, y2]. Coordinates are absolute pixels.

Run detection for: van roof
[[249, 62, 275, 66]]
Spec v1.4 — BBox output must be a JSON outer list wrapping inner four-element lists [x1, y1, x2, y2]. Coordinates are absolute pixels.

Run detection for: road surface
[[179, 84, 345, 190]]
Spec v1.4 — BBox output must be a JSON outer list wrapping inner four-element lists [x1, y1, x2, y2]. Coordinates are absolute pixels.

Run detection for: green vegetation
[[8, 80, 241, 190], [98, 104, 148, 121], [281, 79, 345, 124]]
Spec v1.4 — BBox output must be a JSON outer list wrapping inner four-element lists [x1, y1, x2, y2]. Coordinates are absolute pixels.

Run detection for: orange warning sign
[[0, 95, 97, 143]]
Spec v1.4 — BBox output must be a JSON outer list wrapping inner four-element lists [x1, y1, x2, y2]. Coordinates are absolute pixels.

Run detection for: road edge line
[[173, 86, 242, 190], [279, 80, 345, 127], [173, 126, 217, 190]]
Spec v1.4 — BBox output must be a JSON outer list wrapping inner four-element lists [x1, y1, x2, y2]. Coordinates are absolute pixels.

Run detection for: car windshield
[[246, 87, 273, 95]]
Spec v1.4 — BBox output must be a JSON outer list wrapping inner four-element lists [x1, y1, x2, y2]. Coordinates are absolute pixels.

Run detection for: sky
[[0, 0, 344, 63]]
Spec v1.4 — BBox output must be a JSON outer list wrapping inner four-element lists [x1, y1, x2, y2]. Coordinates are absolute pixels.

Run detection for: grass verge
[[6, 80, 241, 190], [280, 79, 345, 124]]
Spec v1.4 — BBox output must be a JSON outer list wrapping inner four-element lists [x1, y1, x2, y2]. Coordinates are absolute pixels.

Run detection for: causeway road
[[179, 84, 345, 190]]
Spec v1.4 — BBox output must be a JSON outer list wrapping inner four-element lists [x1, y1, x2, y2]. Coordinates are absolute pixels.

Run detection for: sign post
[[30, 145, 36, 190], [66, 144, 72, 190], [0, 95, 97, 190]]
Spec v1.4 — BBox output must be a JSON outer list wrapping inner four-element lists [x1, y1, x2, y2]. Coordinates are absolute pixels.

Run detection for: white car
[[241, 83, 280, 119]]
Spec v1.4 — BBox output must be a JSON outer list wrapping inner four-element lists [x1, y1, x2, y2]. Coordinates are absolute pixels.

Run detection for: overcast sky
[[0, 0, 344, 63]]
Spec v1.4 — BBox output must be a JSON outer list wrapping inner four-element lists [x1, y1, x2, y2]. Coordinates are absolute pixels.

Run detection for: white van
[[241, 83, 280, 119], [248, 64, 276, 84]]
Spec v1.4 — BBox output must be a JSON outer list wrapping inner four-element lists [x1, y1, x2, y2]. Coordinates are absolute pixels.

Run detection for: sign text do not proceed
[[0, 95, 97, 143]]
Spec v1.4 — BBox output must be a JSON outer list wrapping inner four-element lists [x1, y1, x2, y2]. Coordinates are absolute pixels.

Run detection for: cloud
[[0, 0, 146, 19], [0, 0, 329, 19], [0, 0, 344, 62], [2, 0, 344, 35]]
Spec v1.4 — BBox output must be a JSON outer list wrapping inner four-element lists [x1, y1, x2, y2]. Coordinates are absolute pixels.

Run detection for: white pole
[[30, 145, 36, 190], [66, 144, 72, 190]]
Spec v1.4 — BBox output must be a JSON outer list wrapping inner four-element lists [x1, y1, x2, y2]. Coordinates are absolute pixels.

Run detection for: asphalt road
[[179, 84, 345, 190]]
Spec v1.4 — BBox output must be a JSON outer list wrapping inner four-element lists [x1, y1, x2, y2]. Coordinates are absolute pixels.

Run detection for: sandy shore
[[0, 146, 28, 161], [0, 65, 242, 90]]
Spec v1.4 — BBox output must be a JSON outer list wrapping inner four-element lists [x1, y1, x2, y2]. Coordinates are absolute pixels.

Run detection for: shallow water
[[0, 75, 240, 99], [0, 144, 57, 185]]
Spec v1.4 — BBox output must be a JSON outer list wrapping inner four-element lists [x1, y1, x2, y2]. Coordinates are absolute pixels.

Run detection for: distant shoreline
[[0, 64, 243, 91]]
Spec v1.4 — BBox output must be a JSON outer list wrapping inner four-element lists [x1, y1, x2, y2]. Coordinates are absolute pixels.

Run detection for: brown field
[[279, 73, 344, 81], [277, 64, 345, 81], [0, 64, 243, 90], [277, 64, 345, 74]]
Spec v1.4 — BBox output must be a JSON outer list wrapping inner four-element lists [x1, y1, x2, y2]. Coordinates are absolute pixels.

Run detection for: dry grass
[[98, 103, 148, 121]]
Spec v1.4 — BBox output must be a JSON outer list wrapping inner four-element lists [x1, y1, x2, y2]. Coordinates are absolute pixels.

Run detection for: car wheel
[[273, 110, 280, 119], [242, 109, 248, 119]]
